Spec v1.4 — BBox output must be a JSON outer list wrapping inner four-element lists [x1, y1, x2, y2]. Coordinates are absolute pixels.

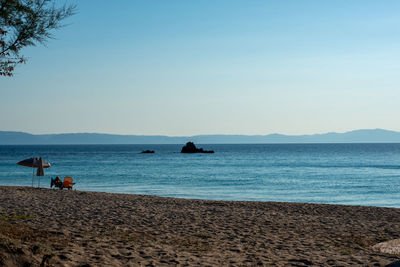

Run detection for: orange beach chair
[[63, 177, 75, 190]]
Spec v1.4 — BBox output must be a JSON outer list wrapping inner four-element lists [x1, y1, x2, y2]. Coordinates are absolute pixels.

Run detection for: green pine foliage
[[0, 0, 75, 76]]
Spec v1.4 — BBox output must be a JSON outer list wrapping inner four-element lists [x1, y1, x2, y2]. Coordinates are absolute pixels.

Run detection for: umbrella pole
[[32, 168, 34, 187]]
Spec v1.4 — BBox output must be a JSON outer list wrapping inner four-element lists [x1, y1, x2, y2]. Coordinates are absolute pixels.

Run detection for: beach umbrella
[[17, 157, 51, 187], [36, 157, 45, 187]]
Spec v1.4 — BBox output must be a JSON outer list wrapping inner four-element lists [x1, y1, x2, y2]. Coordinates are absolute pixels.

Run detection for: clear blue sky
[[1, 0, 400, 136]]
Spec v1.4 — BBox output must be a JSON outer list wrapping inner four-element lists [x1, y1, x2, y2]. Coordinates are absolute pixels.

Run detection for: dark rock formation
[[141, 150, 155, 154], [181, 142, 214, 153]]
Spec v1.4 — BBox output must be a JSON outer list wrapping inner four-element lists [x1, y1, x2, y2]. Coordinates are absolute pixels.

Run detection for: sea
[[1, 144, 400, 208]]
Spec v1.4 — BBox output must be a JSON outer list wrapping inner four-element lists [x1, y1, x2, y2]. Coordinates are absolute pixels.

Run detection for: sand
[[0, 186, 400, 266]]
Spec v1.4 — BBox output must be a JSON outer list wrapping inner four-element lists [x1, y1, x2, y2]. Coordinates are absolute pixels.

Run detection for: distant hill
[[1, 129, 400, 144]]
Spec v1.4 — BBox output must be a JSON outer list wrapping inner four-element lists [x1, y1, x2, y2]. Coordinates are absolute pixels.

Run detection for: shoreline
[[1, 186, 400, 266], [3, 184, 399, 209]]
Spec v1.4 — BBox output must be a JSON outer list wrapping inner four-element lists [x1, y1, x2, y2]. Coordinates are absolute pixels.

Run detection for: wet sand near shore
[[0, 186, 399, 266]]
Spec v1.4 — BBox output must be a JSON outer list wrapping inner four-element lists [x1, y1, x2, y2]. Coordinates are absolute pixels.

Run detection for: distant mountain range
[[1, 129, 400, 144]]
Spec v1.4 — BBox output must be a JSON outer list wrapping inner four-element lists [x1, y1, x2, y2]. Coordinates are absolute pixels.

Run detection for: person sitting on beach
[[55, 176, 62, 186], [51, 176, 63, 189]]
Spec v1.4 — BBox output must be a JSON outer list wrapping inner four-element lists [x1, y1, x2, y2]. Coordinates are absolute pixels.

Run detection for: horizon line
[[0, 128, 398, 137]]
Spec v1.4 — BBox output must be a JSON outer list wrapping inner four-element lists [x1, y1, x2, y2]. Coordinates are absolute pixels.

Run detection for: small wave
[[272, 163, 400, 170]]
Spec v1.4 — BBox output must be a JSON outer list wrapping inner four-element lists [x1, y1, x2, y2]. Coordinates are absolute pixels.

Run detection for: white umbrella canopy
[[17, 157, 51, 187]]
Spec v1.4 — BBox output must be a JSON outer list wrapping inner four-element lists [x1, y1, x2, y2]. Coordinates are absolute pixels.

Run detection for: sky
[[1, 0, 400, 136]]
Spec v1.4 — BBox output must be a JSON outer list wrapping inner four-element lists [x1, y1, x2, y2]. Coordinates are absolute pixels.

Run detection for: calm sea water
[[1, 144, 400, 207]]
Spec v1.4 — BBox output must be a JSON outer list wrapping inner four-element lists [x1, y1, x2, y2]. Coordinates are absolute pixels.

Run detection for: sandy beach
[[0, 186, 399, 266]]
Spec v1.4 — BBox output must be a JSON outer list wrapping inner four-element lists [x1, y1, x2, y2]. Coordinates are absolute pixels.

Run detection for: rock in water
[[141, 150, 155, 154], [181, 142, 214, 153], [181, 142, 197, 153]]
